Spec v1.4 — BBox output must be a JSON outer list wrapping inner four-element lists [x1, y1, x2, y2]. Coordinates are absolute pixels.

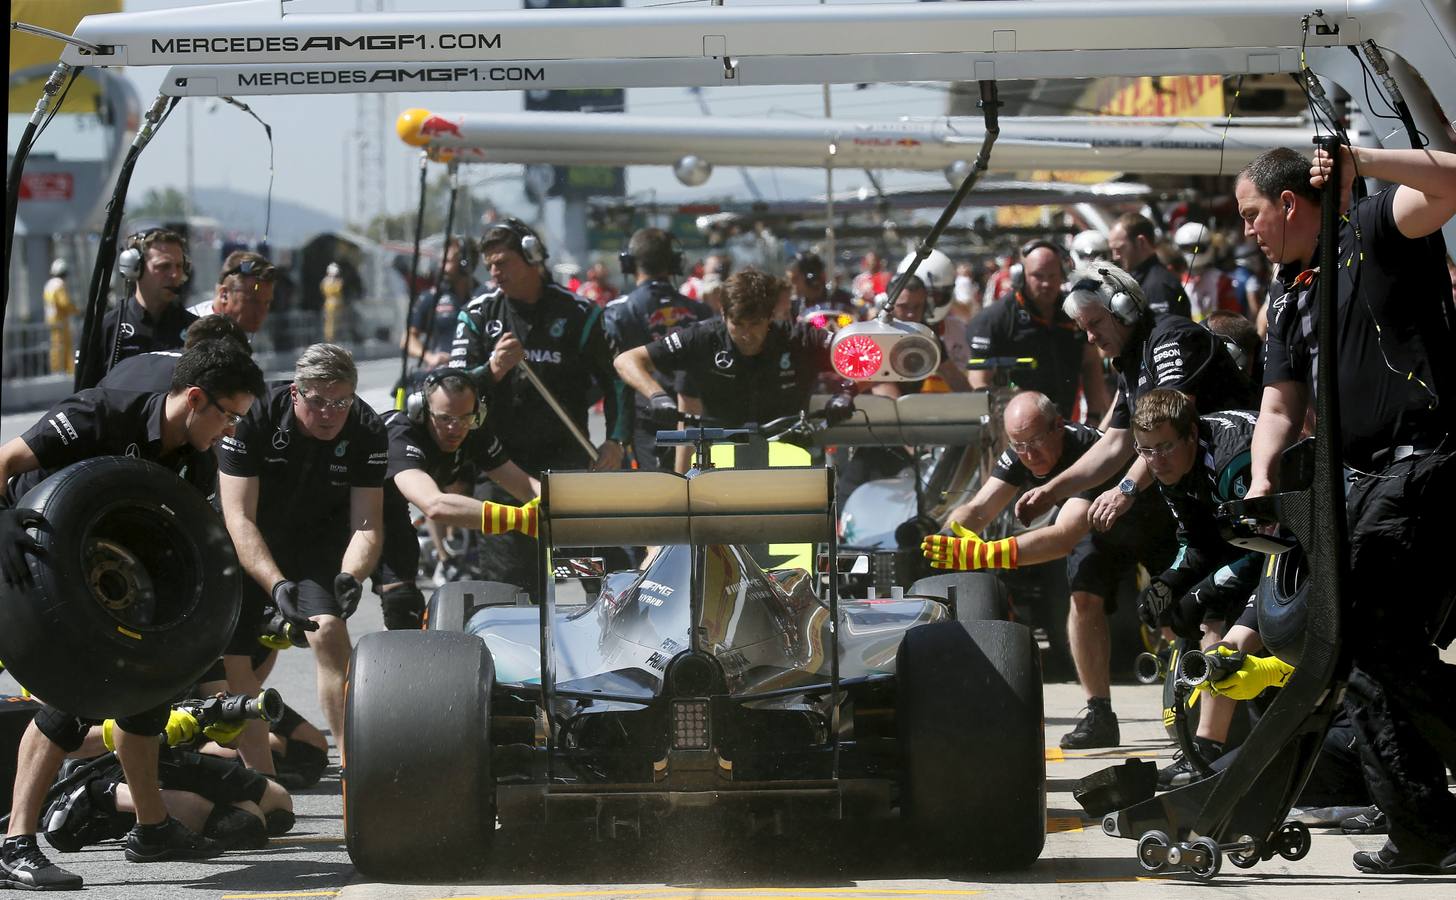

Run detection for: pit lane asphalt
[[2, 360, 1452, 897]]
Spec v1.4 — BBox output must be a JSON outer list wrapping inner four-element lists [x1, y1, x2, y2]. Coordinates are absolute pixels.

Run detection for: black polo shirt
[[380, 409, 510, 518], [1108, 312, 1252, 431], [12, 388, 216, 499], [409, 282, 476, 355], [604, 279, 714, 401], [1264, 187, 1454, 471], [97, 351, 182, 394], [966, 291, 1087, 418], [98, 298, 198, 368], [216, 383, 387, 549], [1130, 256, 1192, 319], [647, 319, 833, 428]]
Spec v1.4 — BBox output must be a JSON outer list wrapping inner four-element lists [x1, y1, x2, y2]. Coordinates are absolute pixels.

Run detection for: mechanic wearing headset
[[604, 227, 714, 472], [785, 251, 855, 321], [925, 388, 1177, 751], [1107, 212, 1193, 319], [449, 219, 630, 590], [406, 237, 479, 370], [98, 229, 200, 368], [1236, 144, 1456, 876], [216, 344, 387, 777], [374, 370, 539, 630], [0, 341, 264, 889], [966, 240, 1112, 422]]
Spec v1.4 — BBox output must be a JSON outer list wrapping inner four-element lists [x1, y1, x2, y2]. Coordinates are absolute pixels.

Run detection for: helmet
[[326, 263, 341, 277], [1070, 230, 1109, 267], [1174, 222, 1213, 250], [895, 249, 956, 324], [50, 259, 68, 277]]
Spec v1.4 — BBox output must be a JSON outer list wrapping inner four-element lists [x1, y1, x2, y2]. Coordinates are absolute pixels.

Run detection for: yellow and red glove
[[481, 497, 539, 538], [921, 521, 1019, 571]]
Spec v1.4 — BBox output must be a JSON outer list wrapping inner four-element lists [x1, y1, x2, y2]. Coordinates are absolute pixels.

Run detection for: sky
[[107, 0, 968, 240]]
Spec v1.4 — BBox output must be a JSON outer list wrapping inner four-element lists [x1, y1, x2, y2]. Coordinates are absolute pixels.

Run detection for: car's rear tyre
[[908, 572, 1009, 623], [425, 580, 527, 632], [897, 620, 1046, 869], [345, 631, 495, 880]]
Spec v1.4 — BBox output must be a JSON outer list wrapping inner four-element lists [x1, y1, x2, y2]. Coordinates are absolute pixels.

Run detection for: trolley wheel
[[1136, 830, 1170, 873], [1228, 836, 1262, 869], [1188, 836, 1222, 881], [1276, 821, 1311, 861]]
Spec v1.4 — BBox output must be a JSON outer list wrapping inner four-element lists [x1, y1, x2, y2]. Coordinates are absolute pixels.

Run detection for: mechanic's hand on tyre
[[648, 392, 680, 430], [481, 497, 539, 538], [0, 507, 46, 590], [921, 521, 1019, 570], [164, 709, 201, 746], [271, 580, 319, 640], [333, 572, 362, 619], [823, 389, 856, 426], [1207, 652, 1294, 701], [1137, 578, 1174, 630]]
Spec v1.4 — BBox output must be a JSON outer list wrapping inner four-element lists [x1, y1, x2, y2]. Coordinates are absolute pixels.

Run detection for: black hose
[[417, 162, 461, 370], [394, 153, 432, 408]]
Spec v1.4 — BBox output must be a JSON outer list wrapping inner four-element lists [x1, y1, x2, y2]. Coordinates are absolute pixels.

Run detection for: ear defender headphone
[[117, 229, 193, 285], [447, 236, 479, 272], [405, 368, 485, 429], [493, 218, 548, 266], [1095, 263, 1146, 325], [619, 231, 686, 279]]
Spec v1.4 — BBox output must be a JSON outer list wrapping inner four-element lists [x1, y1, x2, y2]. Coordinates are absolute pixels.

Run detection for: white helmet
[[1070, 230, 1110, 267], [326, 262, 341, 277], [1174, 222, 1215, 269], [49, 258, 68, 277], [895, 248, 956, 324]]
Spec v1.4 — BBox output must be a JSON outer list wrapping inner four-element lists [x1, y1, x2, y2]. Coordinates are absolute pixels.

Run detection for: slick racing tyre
[[0, 458, 241, 719], [908, 573, 1009, 623], [1256, 545, 1308, 666], [897, 620, 1045, 869], [345, 630, 495, 880], [426, 580, 528, 632]]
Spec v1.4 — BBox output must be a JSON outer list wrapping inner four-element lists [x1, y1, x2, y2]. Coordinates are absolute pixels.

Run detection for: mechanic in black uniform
[[966, 241, 1111, 421], [97, 228, 200, 371], [928, 389, 1177, 749], [448, 219, 629, 590], [374, 369, 538, 630], [604, 227, 713, 471], [1129, 389, 1262, 788], [99, 315, 253, 394], [0, 342, 264, 889], [1108, 213, 1192, 319], [405, 237, 479, 370], [216, 343, 387, 776], [1237, 144, 1456, 875]]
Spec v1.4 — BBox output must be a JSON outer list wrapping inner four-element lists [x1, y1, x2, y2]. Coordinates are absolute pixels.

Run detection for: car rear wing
[[808, 392, 989, 447], [541, 466, 835, 547]]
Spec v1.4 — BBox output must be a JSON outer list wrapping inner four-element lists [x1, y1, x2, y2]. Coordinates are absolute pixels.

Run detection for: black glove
[[823, 389, 856, 426], [271, 580, 319, 639], [0, 507, 46, 590], [647, 392, 680, 429], [1165, 587, 1211, 641], [334, 573, 362, 619], [1136, 579, 1174, 630]]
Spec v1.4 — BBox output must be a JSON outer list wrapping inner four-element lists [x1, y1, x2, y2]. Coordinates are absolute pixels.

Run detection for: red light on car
[[833, 334, 883, 379]]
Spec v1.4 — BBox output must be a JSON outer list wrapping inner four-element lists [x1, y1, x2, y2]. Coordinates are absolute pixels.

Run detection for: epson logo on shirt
[[1152, 344, 1184, 381], [47, 412, 79, 446]]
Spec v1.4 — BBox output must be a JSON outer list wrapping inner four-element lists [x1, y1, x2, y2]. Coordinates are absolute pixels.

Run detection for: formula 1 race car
[[343, 436, 1045, 881]]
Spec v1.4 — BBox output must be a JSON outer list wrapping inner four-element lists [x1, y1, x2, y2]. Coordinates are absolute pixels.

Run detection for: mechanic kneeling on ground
[[1236, 143, 1456, 876], [1130, 388, 1263, 790], [217, 344, 387, 772], [374, 369, 539, 630], [925, 389, 1176, 748], [0, 341, 264, 890]]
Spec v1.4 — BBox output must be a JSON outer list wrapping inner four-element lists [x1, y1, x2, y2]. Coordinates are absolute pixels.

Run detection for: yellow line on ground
[[220, 891, 341, 899], [1046, 816, 1085, 833], [1052, 877, 1164, 884], [1044, 747, 1065, 762], [1054, 750, 1157, 759]]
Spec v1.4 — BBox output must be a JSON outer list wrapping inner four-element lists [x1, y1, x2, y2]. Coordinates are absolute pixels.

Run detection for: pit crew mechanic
[[373, 369, 539, 630], [1237, 144, 1456, 875], [216, 343, 387, 773], [1130, 389, 1262, 789], [405, 237, 478, 369], [1107, 213, 1193, 319], [185, 250, 278, 337], [785, 250, 855, 320], [604, 227, 713, 472], [0, 341, 265, 891], [97, 228, 200, 370], [449, 219, 629, 589], [966, 240, 1112, 421], [99, 315, 254, 394], [927, 389, 1176, 750]]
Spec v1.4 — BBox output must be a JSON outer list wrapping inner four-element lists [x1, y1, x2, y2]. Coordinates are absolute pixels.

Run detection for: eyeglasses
[[429, 410, 475, 429], [1134, 439, 1181, 460], [296, 387, 355, 413], [201, 389, 246, 427], [1009, 427, 1057, 455], [220, 259, 276, 282]]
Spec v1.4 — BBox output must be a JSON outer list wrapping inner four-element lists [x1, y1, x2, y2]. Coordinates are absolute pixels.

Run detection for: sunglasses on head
[[222, 259, 276, 281]]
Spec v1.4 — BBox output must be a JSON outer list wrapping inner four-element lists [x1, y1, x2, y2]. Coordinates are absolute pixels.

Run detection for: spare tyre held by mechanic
[[448, 220, 630, 591], [216, 344, 387, 775], [0, 341, 264, 889], [374, 369, 539, 630]]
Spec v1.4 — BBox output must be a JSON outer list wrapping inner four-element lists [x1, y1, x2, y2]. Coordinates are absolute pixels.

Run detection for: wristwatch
[[1117, 477, 1138, 498]]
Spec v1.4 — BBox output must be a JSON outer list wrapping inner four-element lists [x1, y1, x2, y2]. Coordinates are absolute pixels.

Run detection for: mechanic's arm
[[484, 461, 538, 504], [218, 473, 287, 592], [339, 486, 384, 582], [614, 346, 667, 401], [967, 369, 993, 391], [1080, 345, 1111, 423], [1324, 146, 1456, 237], [1012, 497, 1094, 566], [0, 438, 41, 503], [1213, 623, 1266, 655], [1249, 381, 1308, 497], [944, 476, 1018, 535], [1017, 427, 1133, 521], [394, 469, 486, 530]]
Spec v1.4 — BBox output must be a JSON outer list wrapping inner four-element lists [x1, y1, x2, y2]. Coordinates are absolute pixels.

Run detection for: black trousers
[[1341, 446, 1456, 858]]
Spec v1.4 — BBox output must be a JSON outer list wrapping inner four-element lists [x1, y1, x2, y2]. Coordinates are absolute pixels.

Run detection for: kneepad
[[33, 707, 90, 754], [380, 583, 425, 631], [203, 804, 267, 851], [270, 701, 305, 740], [272, 738, 327, 790], [264, 807, 296, 837]]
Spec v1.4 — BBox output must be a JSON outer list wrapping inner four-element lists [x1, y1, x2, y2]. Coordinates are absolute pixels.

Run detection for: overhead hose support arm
[[395, 151, 432, 409], [878, 79, 1000, 320]]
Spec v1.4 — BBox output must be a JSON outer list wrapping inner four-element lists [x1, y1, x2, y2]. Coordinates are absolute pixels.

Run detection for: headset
[[445, 236, 479, 272], [791, 251, 826, 283], [404, 368, 485, 429], [117, 228, 192, 285], [486, 218, 548, 266], [619, 229, 685, 279], [1065, 262, 1146, 326]]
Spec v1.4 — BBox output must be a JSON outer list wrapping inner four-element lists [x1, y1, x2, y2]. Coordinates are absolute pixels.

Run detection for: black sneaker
[[1060, 701, 1120, 750], [1341, 807, 1388, 835], [1351, 842, 1455, 875], [1156, 737, 1223, 791], [0, 834, 83, 890], [123, 817, 223, 863]]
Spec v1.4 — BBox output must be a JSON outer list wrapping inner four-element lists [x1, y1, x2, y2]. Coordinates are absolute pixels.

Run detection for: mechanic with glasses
[[925, 389, 1176, 751], [216, 344, 387, 779], [1128, 389, 1262, 791], [188, 250, 277, 337], [372, 370, 538, 630], [0, 341, 264, 889]]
